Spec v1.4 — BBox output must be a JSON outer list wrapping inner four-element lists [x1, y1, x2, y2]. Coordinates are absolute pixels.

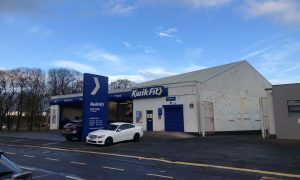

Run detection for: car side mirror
[[117, 129, 122, 132]]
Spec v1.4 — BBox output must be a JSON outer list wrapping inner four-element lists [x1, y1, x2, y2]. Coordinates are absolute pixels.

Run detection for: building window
[[287, 100, 300, 117]]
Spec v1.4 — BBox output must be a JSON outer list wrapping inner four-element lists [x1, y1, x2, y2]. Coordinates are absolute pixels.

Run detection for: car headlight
[[97, 135, 105, 138]]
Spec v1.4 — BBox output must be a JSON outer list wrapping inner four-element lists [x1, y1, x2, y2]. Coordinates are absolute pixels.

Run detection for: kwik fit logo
[[131, 86, 165, 99]]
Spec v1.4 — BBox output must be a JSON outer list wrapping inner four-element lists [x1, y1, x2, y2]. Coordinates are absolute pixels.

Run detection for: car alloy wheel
[[105, 137, 113, 146], [133, 133, 140, 142]]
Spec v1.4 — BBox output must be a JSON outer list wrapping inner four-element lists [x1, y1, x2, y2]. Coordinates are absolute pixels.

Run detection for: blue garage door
[[163, 105, 184, 132]]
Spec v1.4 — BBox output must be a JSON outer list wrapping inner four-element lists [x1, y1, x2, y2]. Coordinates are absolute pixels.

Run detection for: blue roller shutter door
[[163, 105, 184, 132]]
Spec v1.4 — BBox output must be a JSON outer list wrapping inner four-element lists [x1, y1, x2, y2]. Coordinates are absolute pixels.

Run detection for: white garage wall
[[200, 89, 261, 131], [133, 84, 199, 132], [199, 62, 271, 132]]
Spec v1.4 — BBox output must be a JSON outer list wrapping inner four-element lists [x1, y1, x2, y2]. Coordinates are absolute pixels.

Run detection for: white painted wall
[[133, 84, 199, 132], [199, 62, 272, 132], [199, 89, 261, 131], [50, 105, 60, 130]]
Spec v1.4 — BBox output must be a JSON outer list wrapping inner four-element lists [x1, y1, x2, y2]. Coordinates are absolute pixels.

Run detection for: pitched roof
[[137, 61, 245, 87]]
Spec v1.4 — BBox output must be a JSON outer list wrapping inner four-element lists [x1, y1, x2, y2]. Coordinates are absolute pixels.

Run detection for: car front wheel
[[133, 133, 140, 142], [105, 137, 113, 146]]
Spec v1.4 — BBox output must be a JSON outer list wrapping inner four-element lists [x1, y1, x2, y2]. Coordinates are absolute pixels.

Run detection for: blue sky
[[0, 0, 300, 84]]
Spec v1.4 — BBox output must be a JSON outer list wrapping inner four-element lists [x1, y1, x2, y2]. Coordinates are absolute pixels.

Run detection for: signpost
[[82, 73, 108, 140]]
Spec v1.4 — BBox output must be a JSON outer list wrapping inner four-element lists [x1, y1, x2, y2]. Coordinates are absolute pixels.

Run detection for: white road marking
[[70, 161, 87, 165], [102, 166, 125, 171], [20, 165, 85, 180], [65, 175, 86, 180], [20, 166, 35, 171], [5, 152, 16, 155], [23, 155, 35, 158], [45, 157, 60, 161], [260, 177, 280, 180], [147, 173, 174, 179]]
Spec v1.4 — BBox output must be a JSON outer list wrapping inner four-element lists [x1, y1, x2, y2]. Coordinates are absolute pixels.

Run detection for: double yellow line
[[4, 143, 300, 179]]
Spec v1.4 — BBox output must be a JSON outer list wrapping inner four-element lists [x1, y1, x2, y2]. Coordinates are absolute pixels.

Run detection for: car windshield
[[103, 124, 119, 131]]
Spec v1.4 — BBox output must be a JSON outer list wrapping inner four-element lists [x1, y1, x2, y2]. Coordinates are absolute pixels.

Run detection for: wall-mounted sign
[[166, 96, 176, 101], [158, 108, 163, 116], [131, 86, 167, 99], [136, 111, 142, 123], [82, 73, 108, 140], [158, 108, 163, 119]]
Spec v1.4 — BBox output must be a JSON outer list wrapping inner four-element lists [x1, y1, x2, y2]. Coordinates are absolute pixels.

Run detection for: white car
[[86, 122, 143, 145]]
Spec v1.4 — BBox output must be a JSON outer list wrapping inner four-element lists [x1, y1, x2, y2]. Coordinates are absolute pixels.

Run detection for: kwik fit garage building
[[50, 60, 273, 136]]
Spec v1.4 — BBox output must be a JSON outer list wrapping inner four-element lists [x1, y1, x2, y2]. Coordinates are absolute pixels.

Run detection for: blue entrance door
[[163, 105, 184, 132], [146, 110, 153, 131]]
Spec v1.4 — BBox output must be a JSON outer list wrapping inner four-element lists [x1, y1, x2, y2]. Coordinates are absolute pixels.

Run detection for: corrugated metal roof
[[137, 61, 245, 87]]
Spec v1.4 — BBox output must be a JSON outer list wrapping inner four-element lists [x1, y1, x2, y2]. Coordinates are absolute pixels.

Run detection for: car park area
[[0, 131, 300, 179]]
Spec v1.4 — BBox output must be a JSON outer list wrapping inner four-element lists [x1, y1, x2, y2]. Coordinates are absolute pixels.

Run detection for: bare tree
[[0, 70, 17, 131], [109, 79, 137, 90], [23, 68, 46, 131], [47, 68, 82, 96], [11, 68, 29, 131]]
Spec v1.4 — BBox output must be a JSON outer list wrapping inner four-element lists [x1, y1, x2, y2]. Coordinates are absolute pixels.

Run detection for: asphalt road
[[0, 132, 300, 179], [0, 143, 285, 180]]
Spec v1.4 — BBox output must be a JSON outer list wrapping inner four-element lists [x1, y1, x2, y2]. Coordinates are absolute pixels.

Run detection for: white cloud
[[157, 27, 178, 38], [241, 0, 300, 25], [109, 74, 145, 83], [138, 45, 157, 54], [138, 67, 177, 79], [28, 25, 53, 37], [281, 63, 300, 73], [185, 48, 204, 58], [103, 1, 135, 16], [85, 49, 121, 64], [156, 27, 182, 43], [183, 0, 231, 8], [246, 40, 300, 84], [109, 65, 208, 83], [269, 79, 295, 85], [123, 41, 133, 49], [53, 60, 96, 73], [241, 45, 275, 60], [158, 32, 173, 38], [140, 0, 231, 9]]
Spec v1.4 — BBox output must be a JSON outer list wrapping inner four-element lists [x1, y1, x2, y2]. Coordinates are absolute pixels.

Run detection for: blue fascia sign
[[49, 97, 83, 105], [82, 73, 108, 140], [131, 86, 167, 99], [109, 91, 132, 101]]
